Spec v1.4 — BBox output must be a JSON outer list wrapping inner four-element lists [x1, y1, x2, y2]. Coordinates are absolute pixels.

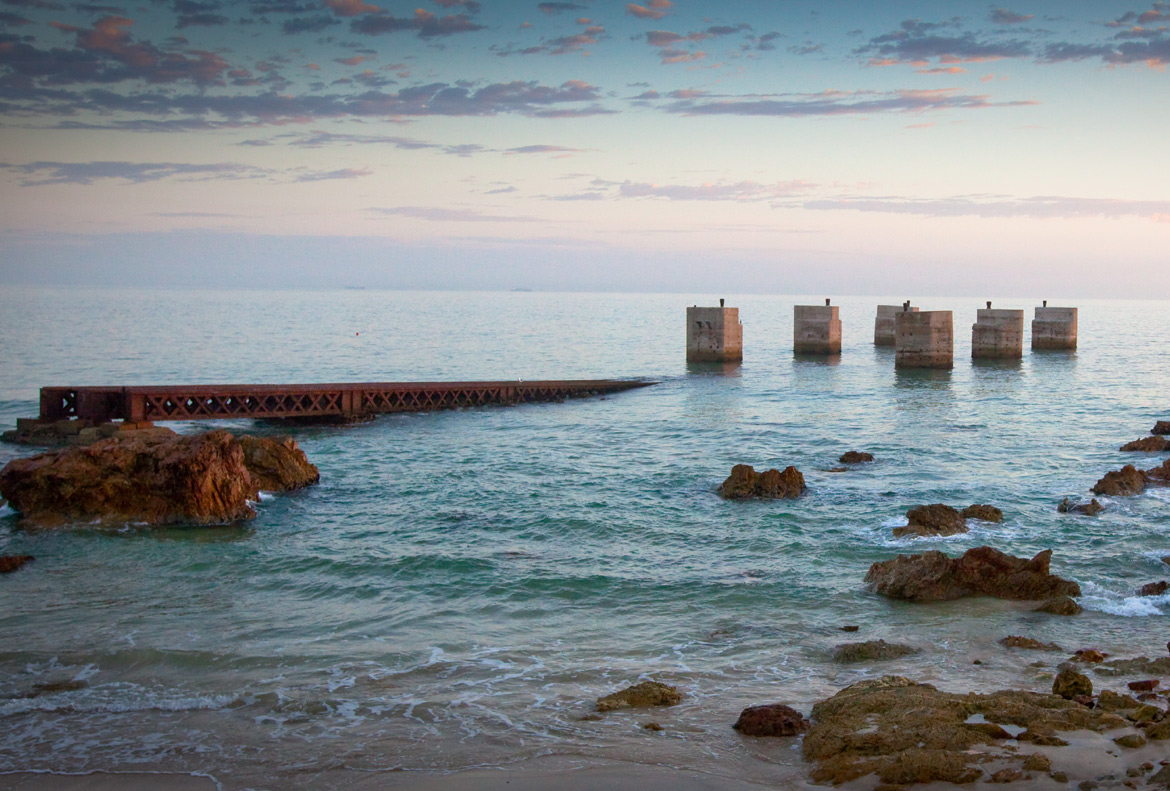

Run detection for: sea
[[0, 288, 1167, 789]]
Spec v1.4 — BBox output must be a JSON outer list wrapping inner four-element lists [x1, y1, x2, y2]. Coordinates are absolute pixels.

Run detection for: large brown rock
[[1138, 581, 1169, 596], [1052, 668, 1092, 699], [595, 681, 682, 712], [733, 703, 809, 737], [894, 504, 966, 537], [1121, 436, 1170, 452], [1147, 459, 1170, 484], [838, 451, 874, 464], [718, 464, 805, 500], [1092, 465, 1148, 496], [960, 504, 1003, 522], [237, 434, 319, 491], [0, 431, 318, 527], [801, 676, 1127, 786], [1153, 421, 1170, 435], [865, 546, 1081, 602]]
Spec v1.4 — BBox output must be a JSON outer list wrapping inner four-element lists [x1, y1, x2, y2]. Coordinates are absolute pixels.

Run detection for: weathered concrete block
[[794, 302, 841, 355], [15, 418, 49, 432], [972, 306, 1024, 359], [875, 304, 917, 346], [687, 304, 742, 362], [895, 310, 953, 369], [1032, 306, 1077, 350]]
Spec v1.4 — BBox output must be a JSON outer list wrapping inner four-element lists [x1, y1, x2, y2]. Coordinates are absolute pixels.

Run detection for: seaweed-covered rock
[[833, 640, 919, 663], [733, 703, 809, 737], [839, 451, 874, 464], [999, 636, 1062, 651], [801, 676, 1126, 786], [1057, 497, 1104, 516], [1052, 668, 1092, 699], [1138, 581, 1169, 597], [961, 504, 1003, 522], [894, 504, 966, 538], [718, 464, 805, 500], [0, 555, 34, 573], [1034, 595, 1082, 615], [865, 547, 1080, 602], [596, 681, 682, 712], [1121, 436, 1170, 452], [1092, 465, 1147, 496]]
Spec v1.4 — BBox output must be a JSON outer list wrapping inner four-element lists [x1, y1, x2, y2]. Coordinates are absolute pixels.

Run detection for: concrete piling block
[[875, 303, 917, 345], [972, 302, 1024, 359], [794, 299, 841, 355], [687, 301, 743, 362], [895, 309, 953, 369], [1032, 304, 1078, 350]]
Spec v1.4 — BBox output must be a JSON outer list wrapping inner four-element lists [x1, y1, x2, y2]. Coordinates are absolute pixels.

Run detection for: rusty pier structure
[[36, 379, 653, 424]]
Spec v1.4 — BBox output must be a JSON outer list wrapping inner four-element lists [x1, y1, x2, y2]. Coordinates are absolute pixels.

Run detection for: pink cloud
[[626, 2, 672, 21], [325, 0, 381, 17]]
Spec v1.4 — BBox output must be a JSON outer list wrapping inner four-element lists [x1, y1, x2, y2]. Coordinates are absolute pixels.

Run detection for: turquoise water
[[0, 288, 1168, 787]]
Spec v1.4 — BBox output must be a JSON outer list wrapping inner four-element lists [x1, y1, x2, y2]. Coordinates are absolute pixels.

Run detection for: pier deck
[[38, 380, 653, 424]]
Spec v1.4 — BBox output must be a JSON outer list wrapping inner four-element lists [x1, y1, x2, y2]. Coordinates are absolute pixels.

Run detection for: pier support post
[[686, 301, 743, 362], [895, 309, 953, 369], [875, 303, 916, 346], [972, 302, 1024, 359], [794, 299, 841, 355], [1031, 304, 1078, 350]]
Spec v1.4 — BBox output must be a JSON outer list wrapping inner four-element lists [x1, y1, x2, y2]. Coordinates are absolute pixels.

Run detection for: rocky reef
[[718, 464, 805, 500], [1121, 436, 1170, 452], [595, 681, 682, 712], [865, 546, 1080, 602], [0, 430, 319, 527]]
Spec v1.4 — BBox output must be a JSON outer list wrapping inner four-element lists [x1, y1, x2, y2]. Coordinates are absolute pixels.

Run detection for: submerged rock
[[1058, 497, 1105, 516], [801, 675, 1127, 786], [1096, 656, 1170, 676], [733, 703, 809, 737], [894, 504, 966, 538], [1053, 668, 1092, 699], [865, 546, 1081, 603], [1071, 649, 1107, 663], [999, 635, 1062, 651], [961, 504, 1003, 522], [838, 451, 874, 464], [596, 681, 682, 712], [1092, 465, 1147, 496], [0, 430, 319, 527], [1137, 581, 1169, 596], [1154, 421, 1170, 435], [833, 640, 919, 663], [1034, 595, 1083, 615], [0, 554, 34, 573], [718, 464, 805, 500], [1121, 436, 1170, 452]]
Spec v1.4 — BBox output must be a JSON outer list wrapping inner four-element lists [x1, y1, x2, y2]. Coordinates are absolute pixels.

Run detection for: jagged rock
[[718, 464, 805, 500], [1153, 421, 1170, 435], [733, 703, 810, 736], [0, 430, 319, 527], [865, 547, 1081, 602], [1121, 436, 1170, 452], [961, 504, 1003, 522], [999, 636, 1062, 651], [839, 451, 874, 464], [1092, 465, 1147, 496], [894, 504, 966, 538], [1138, 581, 1169, 596], [833, 640, 919, 663], [1147, 459, 1170, 484], [801, 675, 1126, 786], [1058, 497, 1105, 516], [237, 434, 319, 491], [596, 681, 682, 712], [1053, 668, 1092, 699], [0, 555, 34, 573], [1034, 595, 1082, 615]]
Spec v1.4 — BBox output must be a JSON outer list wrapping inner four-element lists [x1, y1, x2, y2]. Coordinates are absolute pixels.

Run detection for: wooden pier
[[38, 379, 654, 424]]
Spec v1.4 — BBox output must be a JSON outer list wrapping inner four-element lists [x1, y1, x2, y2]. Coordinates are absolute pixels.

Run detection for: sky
[[0, 0, 1168, 295]]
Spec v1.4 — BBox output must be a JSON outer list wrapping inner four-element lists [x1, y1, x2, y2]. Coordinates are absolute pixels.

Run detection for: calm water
[[0, 288, 1168, 788]]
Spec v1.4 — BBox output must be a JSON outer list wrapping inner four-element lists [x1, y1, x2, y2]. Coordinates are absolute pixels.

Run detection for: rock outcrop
[[1057, 497, 1104, 515], [0, 555, 34, 573], [237, 434, 320, 491], [894, 504, 966, 537], [960, 504, 1003, 522], [1147, 459, 1170, 484], [865, 547, 1081, 602], [1153, 421, 1170, 435], [838, 451, 873, 464], [801, 675, 1127, 786], [718, 464, 805, 500], [0, 431, 319, 527], [1092, 465, 1147, 496], [833, 640, 919, 663], [733, 703, 809, 736], [1052, 668, 1092, 699], [1121, 436, 1170, 452], [1138, 581, 1169, 596], [596, 681, 682, 712]]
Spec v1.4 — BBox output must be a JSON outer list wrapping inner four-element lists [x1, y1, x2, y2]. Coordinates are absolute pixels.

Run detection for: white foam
[[0, 503, 14, 518], [1078, 580, 1167, 617]]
